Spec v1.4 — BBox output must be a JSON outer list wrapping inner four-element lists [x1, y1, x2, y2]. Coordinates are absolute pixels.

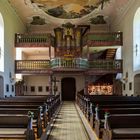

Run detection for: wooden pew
[[0, 95, 55, 105], [5, 95, 54, 101], [0, 114, 35, 140], [94, 107, 140, 138], [76, 94, 140, 127], [89, 103, 140, 128], [0, 94, 61, 136], [85, 95, 140, 126], [43, 95, 61, 127], [0, 107, 43, 138], [102, 114, 140, 140], [88, 95, 140, 114], [0, 95, 60, 139], [0, 103, 52, 132], [0, 96, 46, 138]]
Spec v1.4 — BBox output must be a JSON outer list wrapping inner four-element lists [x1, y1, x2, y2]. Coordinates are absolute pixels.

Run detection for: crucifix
[[51, 76, 59, 95]]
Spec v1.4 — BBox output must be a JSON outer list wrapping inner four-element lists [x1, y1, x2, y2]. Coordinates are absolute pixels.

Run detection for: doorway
[[134, 74, 140, 95], [61, 77, 76, 101], [0, 76, 4, 97]]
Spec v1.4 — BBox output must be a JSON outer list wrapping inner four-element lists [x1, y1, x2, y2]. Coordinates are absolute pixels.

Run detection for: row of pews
[[0, 95, 60, 140], [77, 93, 140, 140]]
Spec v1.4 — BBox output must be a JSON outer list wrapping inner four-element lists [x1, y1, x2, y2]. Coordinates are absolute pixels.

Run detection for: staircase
[[106, 49, 116, 59]]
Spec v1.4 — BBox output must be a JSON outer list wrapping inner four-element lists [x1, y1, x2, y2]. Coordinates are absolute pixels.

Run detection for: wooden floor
[[48, 101, 89, 140]]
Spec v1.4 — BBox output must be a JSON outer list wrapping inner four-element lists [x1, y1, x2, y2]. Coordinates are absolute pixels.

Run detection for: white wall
[[0, 13, 4, 73], [111, 0, 140, 95], [0, 0, 25, 97], [24, 75, 85, 97], [24, 75, 50, 95]]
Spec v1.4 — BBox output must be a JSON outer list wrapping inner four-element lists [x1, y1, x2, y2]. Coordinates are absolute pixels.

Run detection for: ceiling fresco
[[8, 0, 131, 26], [30, 0, 111, 19]]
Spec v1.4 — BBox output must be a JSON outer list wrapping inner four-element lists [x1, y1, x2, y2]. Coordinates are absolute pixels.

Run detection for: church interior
[[0, 0, 140, 139]]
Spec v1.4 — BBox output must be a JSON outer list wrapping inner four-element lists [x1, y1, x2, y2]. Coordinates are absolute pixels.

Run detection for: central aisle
[[48, 101, 89, 140]]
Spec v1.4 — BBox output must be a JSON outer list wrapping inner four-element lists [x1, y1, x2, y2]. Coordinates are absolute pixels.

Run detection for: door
[[134, 74, 140, 95], [0, 76, 4, 97], [61, 77, 76, 101]]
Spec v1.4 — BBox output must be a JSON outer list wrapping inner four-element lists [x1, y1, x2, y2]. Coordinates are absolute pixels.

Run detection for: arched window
[[133, 8, 140, 71], [0, 13, 4, 72]]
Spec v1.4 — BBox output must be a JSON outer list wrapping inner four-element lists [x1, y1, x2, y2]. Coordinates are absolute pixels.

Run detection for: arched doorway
[[134, 74, 140, 95], [0, 76, 4, 97], [61, 77, 76, 101]]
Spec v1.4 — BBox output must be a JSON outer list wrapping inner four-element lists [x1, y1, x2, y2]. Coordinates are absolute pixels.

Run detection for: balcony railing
[[83, 32, 123, 46], [15, 33, 53, 47], [51, 58, 88, 69], [88, 59, 122, 74], [15, 59, 122, 74], [15, 32, 122, 48], [15, 60, 51, 74]]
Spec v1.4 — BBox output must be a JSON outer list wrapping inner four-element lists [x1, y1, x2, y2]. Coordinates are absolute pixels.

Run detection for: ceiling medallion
[[30, 0, 111, 19]]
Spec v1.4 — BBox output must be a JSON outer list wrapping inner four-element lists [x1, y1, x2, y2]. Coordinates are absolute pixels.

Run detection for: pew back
[[0, 114, 29, 128], [108, 114, 140, 128]]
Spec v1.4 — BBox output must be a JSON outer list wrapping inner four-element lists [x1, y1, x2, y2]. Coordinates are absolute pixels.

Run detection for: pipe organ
[[54, 23, 82, 57]]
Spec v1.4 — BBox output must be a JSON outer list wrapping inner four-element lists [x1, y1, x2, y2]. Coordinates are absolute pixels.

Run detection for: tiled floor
[[48, 101, 89, 140]]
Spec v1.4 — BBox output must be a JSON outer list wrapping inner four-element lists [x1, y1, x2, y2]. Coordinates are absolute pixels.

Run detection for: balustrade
[[15, 60, 50, 73], [51, 58, 88, 69], [15, 59, 122, 74], [83, 32, 123, 46], [15, 33, 52, 47], [89, 60, 122, 70]]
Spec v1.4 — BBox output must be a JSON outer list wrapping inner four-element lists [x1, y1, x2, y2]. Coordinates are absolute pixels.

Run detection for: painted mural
[[30, 0, 111, 19]]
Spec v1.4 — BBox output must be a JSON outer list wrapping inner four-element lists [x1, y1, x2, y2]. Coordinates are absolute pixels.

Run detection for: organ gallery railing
[[83, 32, 123, 46], [15, 59, 122, 74], [15, 33, 53, 47], [15, 60, 51, 73], [15, 32, 122, 48], [89, 59, 122, 70], [51, 57, 88, 69]]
